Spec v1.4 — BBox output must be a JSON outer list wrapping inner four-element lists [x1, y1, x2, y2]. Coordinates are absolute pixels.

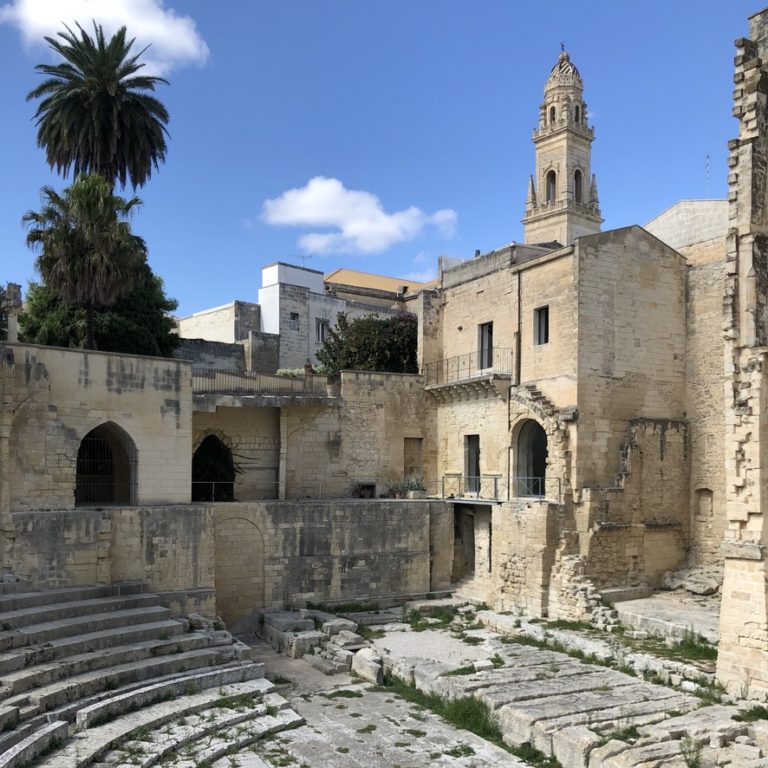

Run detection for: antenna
[[705, 154, 711, 197], [290, 254, 313, 268]]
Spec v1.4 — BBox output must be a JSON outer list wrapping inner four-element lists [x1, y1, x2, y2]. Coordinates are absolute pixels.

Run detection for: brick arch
[[214, 515, 265, 632]]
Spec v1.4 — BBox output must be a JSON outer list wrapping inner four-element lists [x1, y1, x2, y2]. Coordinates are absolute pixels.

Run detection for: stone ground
[[227, 595, 768, 768]]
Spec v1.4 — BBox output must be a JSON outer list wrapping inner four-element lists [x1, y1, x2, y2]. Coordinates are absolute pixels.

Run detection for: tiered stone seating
[[0, 582, 302, 767]]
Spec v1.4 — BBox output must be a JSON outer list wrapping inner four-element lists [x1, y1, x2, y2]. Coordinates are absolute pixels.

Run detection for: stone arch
[[549, 105, 556, 124], [214, 515, 266, 631], [513, 419, 548, 497], [192, 433, 235, 502], [546, 170, 557, 203], [574, 104, 581, 123], [574, 168, 583, 204], [75, 421, 137, 506]]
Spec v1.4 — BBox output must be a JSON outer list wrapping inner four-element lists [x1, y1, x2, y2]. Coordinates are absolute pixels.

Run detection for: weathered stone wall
[[178, 301, 261, 344], [175, 338, 245, 371], [3, 343, 192, 512], [193, 407, 280, 499], [686, 255, 728, 564], [212, 500, 453, 630], [7, 505, 215, 614], [280, 371, 432, 498], [576, 420, 687, 588], [575, 227, 687, 488]]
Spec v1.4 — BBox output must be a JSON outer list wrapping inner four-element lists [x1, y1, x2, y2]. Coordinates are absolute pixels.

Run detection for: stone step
[[0, 582, 147, 613], [0, 592, 163, 630], [0, 632, 211, 696], [0, 605, 173, 651], [0, 619, 186, 675], [35, 677, 278, 768], [0, 719, 68, 768], [7, 646, 238, 716]]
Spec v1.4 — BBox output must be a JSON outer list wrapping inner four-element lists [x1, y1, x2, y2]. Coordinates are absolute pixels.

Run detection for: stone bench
[[0, 719, 68, 768]]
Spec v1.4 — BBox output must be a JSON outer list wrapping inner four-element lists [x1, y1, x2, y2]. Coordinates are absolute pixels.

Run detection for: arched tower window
[[574, 169, 583, 204], [76, 423, 136, 506], [549, 106, 556, 124], [515, 420, 548, 497], [193, 435, 235, 501], [546, 170, 557, 203], [574, 104, 581, 123]]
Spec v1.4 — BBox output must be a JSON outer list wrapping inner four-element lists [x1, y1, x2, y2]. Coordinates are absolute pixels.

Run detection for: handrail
[[440, 474, 503, 500], [192, 368, 332, 396], [424, 348, 514, 387]]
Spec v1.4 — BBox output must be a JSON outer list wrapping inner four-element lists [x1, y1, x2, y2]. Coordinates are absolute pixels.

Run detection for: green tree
[[20, 264, 179, 357], [317, 312, 418, 374], [27, 22, 169, 189], [23, 174, 147, 349]]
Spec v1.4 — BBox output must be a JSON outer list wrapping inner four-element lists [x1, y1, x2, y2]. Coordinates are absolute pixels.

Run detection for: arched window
[[574, 169, 583, 204], [574, 105, 581, 123], [515, 420, 548, 497], [192, 435, 235, 501], [75, 423, 136, 506], [549, 106, 556, 124], [546, 170, 557, 203]]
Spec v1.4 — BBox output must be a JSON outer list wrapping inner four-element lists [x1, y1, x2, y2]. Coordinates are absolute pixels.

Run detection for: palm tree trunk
[[85, 303, 96, 350]]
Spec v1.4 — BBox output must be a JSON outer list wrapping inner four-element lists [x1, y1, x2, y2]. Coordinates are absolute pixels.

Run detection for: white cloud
[[403, 268, 437, 283], [0, 0, 209, 75], [262, 176, 457, 255]]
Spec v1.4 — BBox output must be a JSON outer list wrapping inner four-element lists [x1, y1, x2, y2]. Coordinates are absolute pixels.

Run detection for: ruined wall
[[4, 343, 192, 512], [575, 227, 687, 488], [193, 407, 280, 499], [280, 371, 431, 498], [7, 505, 215, 614], [576, 420, 688, 588], [213, 500, 452, 630], [175, 338, 245, 371], [686, 254, 728, 564]]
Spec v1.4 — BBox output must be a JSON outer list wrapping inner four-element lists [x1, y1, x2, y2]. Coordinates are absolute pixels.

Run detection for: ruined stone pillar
[[718, 11, 768, 694]]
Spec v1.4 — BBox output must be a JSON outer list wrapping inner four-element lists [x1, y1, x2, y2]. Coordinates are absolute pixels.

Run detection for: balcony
[[439, 474, 560, 503], [424, 348, 515, 401], [192, 368, 338, 411]]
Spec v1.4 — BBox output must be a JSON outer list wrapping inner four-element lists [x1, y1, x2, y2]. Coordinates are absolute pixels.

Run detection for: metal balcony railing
[[514, 476, 546, 498], [192, 369, 332, 397], [441, 474, 503, 500], [424, 348, 514, 387]]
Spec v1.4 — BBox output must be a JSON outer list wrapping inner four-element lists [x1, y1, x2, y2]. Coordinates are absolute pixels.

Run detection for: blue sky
[[0, 1, 755, 317]]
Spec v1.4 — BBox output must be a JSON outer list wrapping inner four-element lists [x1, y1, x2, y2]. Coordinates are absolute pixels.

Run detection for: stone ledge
[[721, 541, 764, 560]]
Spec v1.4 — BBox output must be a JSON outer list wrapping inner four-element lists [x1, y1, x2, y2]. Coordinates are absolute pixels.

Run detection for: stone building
[[178, 262, 424, 371], [3, 10, 768, 695]]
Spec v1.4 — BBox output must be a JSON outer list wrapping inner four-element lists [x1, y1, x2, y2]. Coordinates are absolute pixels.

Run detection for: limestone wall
[[3, 343, 192, 512], [7, 505, 215, 614], [193, 407, 280, 499], [575, 227, 687, 487], [178, 301, 261, 344], [280, 371, 432, 498], [175, 338, 245, 371], [213, 500, 453, 630]]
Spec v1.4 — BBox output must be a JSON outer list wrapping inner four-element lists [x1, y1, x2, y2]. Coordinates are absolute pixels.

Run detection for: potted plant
[[404, 476, 427, 499]]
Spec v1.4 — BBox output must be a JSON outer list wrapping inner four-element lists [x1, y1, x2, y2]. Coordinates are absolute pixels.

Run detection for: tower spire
[[522, 51, 603, 246]]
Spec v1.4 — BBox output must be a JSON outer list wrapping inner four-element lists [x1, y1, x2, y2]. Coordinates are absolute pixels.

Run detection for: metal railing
[[424, 348, 514, 387], [514, 476, 546, 498], [192, 369, 333, 397], [441, 474, 503, 500], [192, 481, 236, 502]]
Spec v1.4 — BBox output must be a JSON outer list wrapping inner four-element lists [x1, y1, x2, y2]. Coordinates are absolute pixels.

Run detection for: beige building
[[5, 11, 768, 695]]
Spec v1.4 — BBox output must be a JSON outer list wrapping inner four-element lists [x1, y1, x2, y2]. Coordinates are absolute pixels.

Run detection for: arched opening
[[515, 420, 548, 497], [75, 423, 136, 506], [546, 170, 557, 203], [192, 435, 235, 501], [574, 104, 581, 123], [549, 106, 556, 124], [574, 169, 583, 203]]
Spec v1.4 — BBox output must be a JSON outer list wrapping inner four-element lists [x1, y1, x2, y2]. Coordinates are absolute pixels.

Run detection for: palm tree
[[23, 174, 147, 349], [27, 22, 169, 189]]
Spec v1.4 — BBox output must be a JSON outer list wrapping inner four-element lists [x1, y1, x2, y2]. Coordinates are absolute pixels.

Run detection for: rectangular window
[[404, 437, 423, 479], [289, 312, 300, 331], [534, 306, 549, 345], [316, 318, 329, 344], [464, 434, 480, 494], [478, 322, 493, 369]]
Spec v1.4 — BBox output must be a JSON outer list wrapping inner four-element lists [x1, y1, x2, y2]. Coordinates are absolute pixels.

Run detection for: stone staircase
[[450, 573, 491, 604], [0, 581, 302, 767]]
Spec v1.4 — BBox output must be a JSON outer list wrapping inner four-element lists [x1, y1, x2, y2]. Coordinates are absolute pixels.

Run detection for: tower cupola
[[523, 50, 602, 246]]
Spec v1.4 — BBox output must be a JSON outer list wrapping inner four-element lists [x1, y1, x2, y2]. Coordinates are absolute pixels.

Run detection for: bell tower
[[522, 50, 602, 246]]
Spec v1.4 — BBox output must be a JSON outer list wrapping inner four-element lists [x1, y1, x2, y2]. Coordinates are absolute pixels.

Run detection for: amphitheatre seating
[[0, 581, 302, 767]]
